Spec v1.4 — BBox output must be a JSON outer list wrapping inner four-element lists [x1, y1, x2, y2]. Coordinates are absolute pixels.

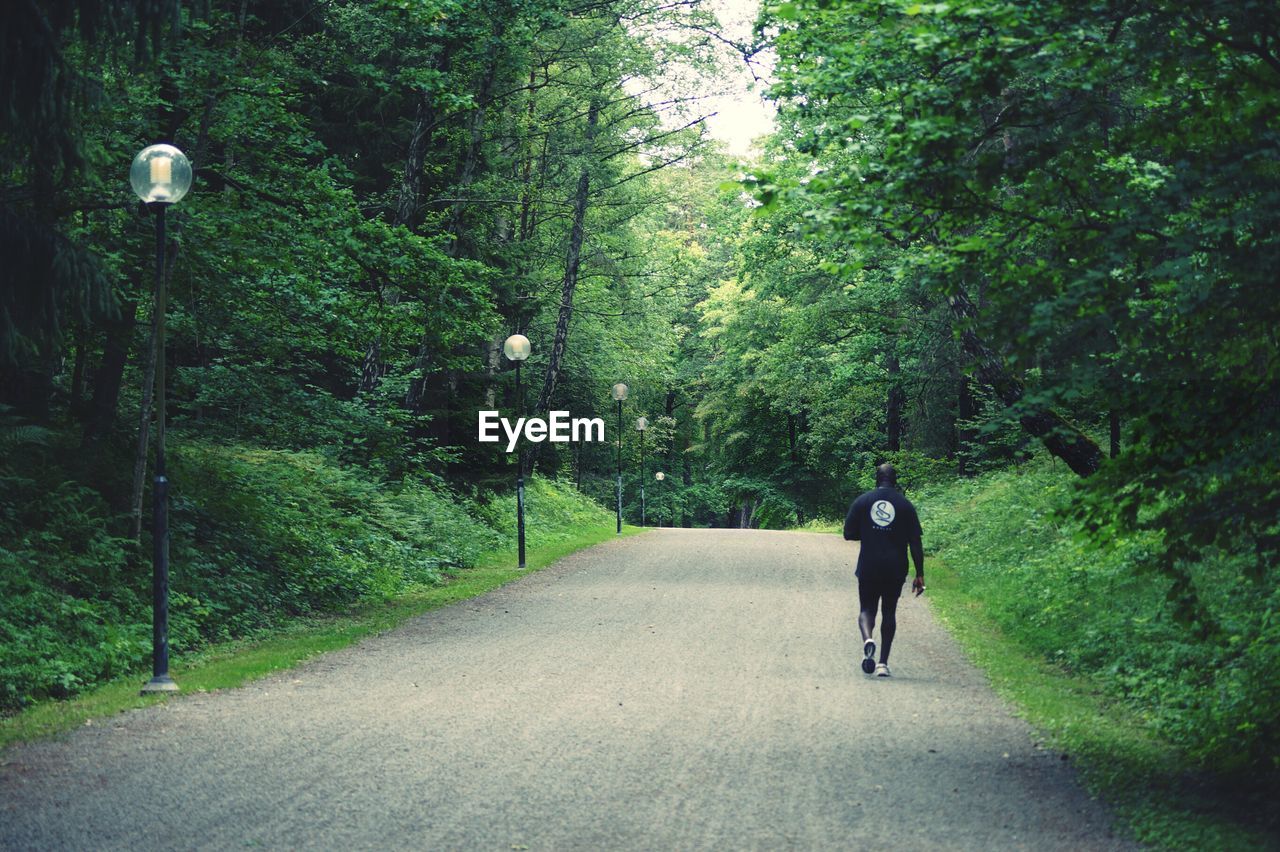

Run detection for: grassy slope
[[1, 435, 639, 715], [921, 465, 1280, 849], [0, 525, 646, 750], [926, 559, 1267, 850]]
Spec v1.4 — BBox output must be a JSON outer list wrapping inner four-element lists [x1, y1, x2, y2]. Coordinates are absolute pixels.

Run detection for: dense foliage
[[757, 0, 1279, 598], [0, 424, 607, 708], [919, 461, 1278, 786]]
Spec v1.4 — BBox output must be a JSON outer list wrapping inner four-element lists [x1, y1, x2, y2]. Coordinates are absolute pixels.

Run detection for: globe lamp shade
[[611, 383, 629, 401], [130, 144, 193, 204], [503, 333, 531, 361]]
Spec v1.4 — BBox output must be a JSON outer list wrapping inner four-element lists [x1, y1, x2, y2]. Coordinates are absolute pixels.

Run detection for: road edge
[[0, 525, 650, 751]]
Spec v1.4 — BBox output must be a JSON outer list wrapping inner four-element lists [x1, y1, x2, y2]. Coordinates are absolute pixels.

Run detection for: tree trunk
[[396, 86, 438, 229], [82, 296, 139, 448], [957, 376, 977, 476], [886, 353, 903, 452], [681, 439, 692, 528], [68, 330, 87, 415], [357, 336, 381, 396], [445, 22, 504, 257], [949, 289, 1102, 477], [371, 86, 436, 402], [364, 46, 455, 399], [130, 293, 161, 539], [483, 333, 503, 409], [518, 66, 541, 243], [533, 98, 600, 416], [405, 30, 503, 414], [128, 234, 179, 536]]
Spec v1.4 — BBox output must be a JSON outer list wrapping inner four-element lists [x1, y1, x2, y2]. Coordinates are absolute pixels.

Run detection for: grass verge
[[925, 556, 1275, 850], [0, 524, 647, 751], [792, 518, 842, 535]]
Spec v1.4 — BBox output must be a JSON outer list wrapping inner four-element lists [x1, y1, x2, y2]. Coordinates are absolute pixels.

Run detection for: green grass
[[792, 518, 841, 534], [0, 524, 647, 750], [927, 555, 1275, 850]]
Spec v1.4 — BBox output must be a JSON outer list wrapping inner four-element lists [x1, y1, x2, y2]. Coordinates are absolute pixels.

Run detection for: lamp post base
[[140, 675, 180, 695]]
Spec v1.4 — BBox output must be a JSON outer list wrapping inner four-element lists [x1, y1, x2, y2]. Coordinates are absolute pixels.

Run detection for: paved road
[[0, 529, 1133, 850]]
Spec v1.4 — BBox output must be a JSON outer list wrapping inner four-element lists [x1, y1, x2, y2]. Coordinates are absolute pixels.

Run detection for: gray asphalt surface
[[0, 529, 1134, 850]]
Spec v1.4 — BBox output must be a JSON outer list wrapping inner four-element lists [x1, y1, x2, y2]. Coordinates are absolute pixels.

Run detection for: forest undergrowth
[[0, 433, 609, 712], [908, 461, 1279, 848]]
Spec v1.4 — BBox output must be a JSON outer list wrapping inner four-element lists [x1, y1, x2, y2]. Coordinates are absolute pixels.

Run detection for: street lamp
[[636, 416, 648, 526], [504, 333, 531, 568], [132, 143, 192, 695], [655, 471, 665, 527], [611, 382, 628, 533]]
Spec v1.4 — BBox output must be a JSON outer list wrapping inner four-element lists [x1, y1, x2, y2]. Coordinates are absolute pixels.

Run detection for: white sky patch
[[700, 0, 776, 157], [623, 0, 776, 160]]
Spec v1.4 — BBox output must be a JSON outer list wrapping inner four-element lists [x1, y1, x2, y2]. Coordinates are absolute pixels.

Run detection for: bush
[[166, 442, 502, 641], [0, 438, 609, 711], [850, 450, 958, 495], [0, 457, 145, 708], [918, 460, 1280, 782], [469, 476, 612, 547]]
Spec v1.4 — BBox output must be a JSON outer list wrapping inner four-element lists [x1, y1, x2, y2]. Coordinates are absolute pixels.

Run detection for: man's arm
[[910, 535, 925, 595], [843, 499, 860, 541]]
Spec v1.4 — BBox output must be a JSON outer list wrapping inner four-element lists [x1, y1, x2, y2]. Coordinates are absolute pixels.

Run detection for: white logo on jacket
[[871, 500, 895, 527]]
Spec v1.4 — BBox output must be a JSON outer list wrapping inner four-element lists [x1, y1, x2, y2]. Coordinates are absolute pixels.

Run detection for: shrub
[[918, 460, 1279, 782], [470, 476, 611, 547], [166, 441, 502, 638], [0, 461, 145, 709], [0, 438, 608, 711]]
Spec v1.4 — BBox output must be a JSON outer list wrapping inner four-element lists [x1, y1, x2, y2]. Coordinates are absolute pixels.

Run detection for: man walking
[[843, 463, 924, 677]]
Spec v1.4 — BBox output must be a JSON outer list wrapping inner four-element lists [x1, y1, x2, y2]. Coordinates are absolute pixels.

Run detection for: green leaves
[[773, 3, 801, 21], [904, 3, 950, 16]]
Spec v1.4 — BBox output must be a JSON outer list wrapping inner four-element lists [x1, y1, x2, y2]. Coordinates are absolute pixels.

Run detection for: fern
[[0, 405, 53, 458]]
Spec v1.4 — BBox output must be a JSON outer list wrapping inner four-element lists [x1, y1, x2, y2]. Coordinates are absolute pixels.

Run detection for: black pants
[[857, 572, 904, 617]]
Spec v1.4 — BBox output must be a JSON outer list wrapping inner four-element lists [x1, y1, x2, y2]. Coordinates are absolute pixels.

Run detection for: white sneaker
[[862, 638, 877, 674], [875, 663, 891, 678]]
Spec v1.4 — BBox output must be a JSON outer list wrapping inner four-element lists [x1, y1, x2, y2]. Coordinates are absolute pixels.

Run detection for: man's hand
[[912, 576, 926, 597]]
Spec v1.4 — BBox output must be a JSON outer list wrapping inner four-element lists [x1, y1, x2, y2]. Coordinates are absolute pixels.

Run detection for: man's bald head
[[876, 463, 898, 488]]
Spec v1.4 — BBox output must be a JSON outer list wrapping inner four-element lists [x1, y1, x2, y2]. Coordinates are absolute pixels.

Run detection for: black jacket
[[843, 486, 922, 581]]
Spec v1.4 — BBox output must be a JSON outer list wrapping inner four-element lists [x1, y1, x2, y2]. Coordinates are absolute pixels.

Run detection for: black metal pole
[[639, 429, 646, 526], [142, 203, 177, 694], [516, 361, 526, 569], [615, 398, 623, 534]]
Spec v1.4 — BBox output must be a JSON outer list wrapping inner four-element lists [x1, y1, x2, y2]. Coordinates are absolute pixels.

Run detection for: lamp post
[[655, 471, 665, 526], [611, 382, 628, 533], [636, 416, 648, 526], [504, 334, 531, 568], [131, 144, 192, 695]]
